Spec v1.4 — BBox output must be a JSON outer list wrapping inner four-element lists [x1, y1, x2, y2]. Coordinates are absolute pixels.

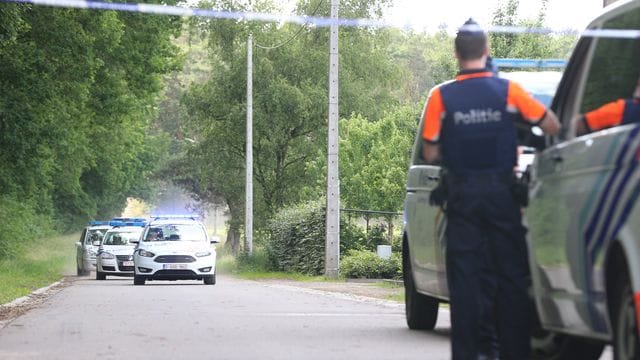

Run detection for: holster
[[429, 170, 449, 209], [511, 170, 530, 208]]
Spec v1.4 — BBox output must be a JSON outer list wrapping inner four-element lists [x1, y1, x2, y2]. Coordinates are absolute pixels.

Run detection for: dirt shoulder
[[257, 278, 404, 302]]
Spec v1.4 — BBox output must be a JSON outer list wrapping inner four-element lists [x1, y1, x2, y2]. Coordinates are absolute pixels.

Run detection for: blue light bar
[[494, 58, 567, 69], [111, 217, 147, 222], [88, 221, 110, 226], [151, 214, 200, 220], [109, 220, 147, 227]]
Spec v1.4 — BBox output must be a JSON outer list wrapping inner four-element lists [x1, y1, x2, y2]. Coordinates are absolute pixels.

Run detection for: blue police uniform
[[422, 69, 548, 360]]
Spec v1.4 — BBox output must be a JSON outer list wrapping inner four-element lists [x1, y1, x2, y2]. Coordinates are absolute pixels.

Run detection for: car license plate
[[163, 264, 187, 270], [123, 261, 134, 266]]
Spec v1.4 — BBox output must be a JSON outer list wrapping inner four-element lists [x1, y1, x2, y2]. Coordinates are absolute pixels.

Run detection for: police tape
[[2, 0, 640, 39]]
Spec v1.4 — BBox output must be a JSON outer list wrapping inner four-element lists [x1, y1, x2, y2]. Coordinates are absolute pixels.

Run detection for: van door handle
[[427, 176, 440, 181], [552, 155, 563, 163]]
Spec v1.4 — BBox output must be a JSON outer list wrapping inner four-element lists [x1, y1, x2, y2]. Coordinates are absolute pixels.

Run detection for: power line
[[254, 0, 325, 50]]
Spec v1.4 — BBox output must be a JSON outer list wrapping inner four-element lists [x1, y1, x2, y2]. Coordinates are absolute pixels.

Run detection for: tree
[[490, 0, 577, 60], [179, 0, 403, 252]]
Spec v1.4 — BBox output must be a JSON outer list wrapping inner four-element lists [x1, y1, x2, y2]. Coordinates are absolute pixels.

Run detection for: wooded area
[[0, 0, 576, 257]]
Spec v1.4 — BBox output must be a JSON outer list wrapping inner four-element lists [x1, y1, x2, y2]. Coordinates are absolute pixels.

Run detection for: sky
[[386, 0, 605, 32]]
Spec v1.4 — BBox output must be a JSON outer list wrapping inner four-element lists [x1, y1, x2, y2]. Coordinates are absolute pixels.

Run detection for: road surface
[[0, 275, 452, 359]]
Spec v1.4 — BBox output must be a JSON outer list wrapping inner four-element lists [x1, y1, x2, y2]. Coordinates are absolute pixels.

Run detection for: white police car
[[525, 1, 640, 358], [95, 220, 146, 280], [75, 221, 111, 276], [132, 215, 218, 285]]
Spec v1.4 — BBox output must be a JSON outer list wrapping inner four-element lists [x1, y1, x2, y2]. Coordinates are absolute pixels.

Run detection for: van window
[[580, 10, 640, 116]]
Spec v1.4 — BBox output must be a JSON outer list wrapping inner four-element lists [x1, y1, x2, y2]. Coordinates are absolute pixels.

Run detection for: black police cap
[[457, 18, 486, 36]]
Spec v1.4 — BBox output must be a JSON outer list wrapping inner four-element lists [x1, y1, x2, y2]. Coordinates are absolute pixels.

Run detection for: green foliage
[[489, 0, 577, 60], [388, 27, 457, 105], [340, 250, 401, 279], [337, 106, 416, 213], [366, 223, 389, 250], [0, 3, 182, 256], [0, 196, 54, 259], [265, 199, 326, 275], [340, 219, 367, 253], [0, 232, 76, 304], [180, 0, 404, 241]]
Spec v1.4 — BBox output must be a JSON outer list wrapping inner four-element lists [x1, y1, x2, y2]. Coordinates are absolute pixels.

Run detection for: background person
[[420, 18, 560, 360], [575, 77, 640, 135]]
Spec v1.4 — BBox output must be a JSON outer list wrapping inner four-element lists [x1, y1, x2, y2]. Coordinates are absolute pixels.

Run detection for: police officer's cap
[[457, 18, 486, 37]]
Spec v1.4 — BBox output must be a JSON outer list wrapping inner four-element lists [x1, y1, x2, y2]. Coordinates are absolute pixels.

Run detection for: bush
[[366, 223, 389, 251], [340, 220, 366, 254], [0, 196, 54, 259], [341, 249, 401, 279], [266, 199, 326, 275]]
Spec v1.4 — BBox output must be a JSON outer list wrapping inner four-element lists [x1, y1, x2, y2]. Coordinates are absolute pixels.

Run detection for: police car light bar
[[89, 221, 110, 226], [150, 214, 200, 220], [494, 58, 567, 69], [109, 220, 147, 227], [111, 217, 147, 222]]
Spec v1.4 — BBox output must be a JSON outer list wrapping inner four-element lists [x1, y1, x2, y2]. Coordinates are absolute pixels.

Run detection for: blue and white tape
[[1, 0, 639, 39]]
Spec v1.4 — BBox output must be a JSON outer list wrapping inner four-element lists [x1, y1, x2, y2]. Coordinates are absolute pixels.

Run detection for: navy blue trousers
[[445, 175, 531, 360]]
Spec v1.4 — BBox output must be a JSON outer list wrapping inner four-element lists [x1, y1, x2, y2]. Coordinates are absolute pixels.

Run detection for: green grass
[[216, 252, 342, 282], [0, 233, 77, 304], [371, 281, 403, 289]]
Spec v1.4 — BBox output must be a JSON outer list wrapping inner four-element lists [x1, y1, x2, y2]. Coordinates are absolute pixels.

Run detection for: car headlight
[[195, 251, 212, 257], [100, 252, 115, 259], [88, 249, 97, 256], [138, 249, 155, 257]]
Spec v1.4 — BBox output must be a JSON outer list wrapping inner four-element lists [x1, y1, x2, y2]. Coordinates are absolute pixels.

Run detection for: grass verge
[[216, 251, 342, 282], [0, 233, 77, 304]]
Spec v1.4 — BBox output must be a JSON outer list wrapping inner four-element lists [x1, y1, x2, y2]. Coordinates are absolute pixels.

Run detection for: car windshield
[[498, 71, 562, 107], [86, 229, 106, 244], [102, 230, 142, 246], [144, 224, 207, 242]]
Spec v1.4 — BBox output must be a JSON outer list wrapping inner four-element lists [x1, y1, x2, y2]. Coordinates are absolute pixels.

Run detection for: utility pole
[[325, 0, 340, 278], [245, 34, 253, 255]]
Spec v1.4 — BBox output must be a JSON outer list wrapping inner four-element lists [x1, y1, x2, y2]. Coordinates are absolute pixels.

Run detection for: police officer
[[575, 76, 640, 135], [421, 19, 560, 359]]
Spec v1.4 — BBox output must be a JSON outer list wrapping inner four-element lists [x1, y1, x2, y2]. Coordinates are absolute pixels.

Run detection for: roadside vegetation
[[0, 0, 579, 299], [0, 234, 76, 304]]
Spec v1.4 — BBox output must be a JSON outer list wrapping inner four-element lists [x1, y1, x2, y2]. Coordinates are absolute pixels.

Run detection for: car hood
[[140, 241, 211, 254], [101, 246, 136, 255]]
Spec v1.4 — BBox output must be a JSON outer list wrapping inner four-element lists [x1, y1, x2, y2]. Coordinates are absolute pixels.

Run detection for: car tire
[[403, 238, 439, 330], [204, 274, 216, 285], [612, 281, 640, 360], [133, 275, 146, 286], [96, 271, 106, 280]]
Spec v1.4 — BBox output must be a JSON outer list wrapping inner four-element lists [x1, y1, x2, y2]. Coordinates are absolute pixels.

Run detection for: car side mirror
[[92, 240, 101, 246], [75, 241, 81, 248], [130, 239, 139, 244], [210, 236, 220, 244]]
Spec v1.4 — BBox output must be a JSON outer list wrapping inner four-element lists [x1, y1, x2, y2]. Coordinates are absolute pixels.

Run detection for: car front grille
[[119, 266, 134, 272], [102, 266, 116, 271], [154, 255, 196, 263]]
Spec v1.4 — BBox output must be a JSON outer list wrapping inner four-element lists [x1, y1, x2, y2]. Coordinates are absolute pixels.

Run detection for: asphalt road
[[0, 275, 452, 360]]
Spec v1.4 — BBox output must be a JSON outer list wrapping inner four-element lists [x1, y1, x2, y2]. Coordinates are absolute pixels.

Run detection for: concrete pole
[[245, 34, 253, 256], [325, 0, 340, 278]]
